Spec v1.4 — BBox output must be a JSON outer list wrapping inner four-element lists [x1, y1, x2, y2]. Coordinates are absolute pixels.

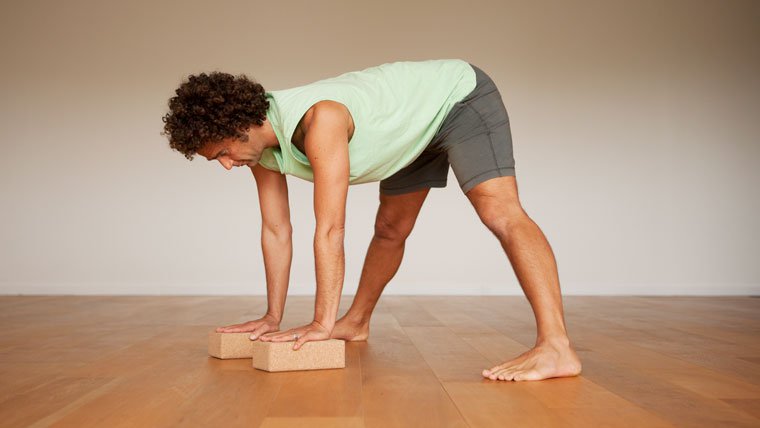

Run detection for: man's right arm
[[251, 163, 293, 324], [214, 164, 293, 336]]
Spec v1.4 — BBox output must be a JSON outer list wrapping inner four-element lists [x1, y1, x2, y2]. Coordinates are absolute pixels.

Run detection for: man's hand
[[258, 320, 332, 350], [215, 314, 281, 340]]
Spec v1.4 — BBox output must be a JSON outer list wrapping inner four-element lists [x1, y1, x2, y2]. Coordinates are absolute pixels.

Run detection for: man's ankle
[[536, 334, 571, 348], [343, 311, 370, 325]]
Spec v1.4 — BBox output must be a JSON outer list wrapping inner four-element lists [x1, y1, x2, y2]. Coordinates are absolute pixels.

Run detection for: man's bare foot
[[330, 315, 370, 341], [482, 337, 582, 382]]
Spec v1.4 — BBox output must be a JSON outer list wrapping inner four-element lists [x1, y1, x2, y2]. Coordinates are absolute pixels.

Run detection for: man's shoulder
[[300, 100, 355, 142]]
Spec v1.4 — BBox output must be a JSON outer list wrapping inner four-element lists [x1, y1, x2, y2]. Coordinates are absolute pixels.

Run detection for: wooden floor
[[0, 296, 759, 427]]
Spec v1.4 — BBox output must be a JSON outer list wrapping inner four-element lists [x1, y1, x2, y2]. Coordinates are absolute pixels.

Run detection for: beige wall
[[1, 0, 758, 295]]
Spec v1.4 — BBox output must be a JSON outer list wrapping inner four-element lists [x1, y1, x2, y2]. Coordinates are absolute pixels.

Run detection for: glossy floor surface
[[0, 295, 758, 427]]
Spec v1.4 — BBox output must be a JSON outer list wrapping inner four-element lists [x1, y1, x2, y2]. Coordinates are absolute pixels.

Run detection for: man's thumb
[[293, 333, 310, 351]]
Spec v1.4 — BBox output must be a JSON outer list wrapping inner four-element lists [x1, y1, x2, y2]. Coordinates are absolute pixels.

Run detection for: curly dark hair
[[161, 71, 269, 160]]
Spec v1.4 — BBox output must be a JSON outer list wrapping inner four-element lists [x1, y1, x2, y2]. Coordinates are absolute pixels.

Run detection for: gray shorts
[[379, 63, 516, 195]]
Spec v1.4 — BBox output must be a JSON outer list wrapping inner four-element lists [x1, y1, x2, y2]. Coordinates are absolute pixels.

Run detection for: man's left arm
[[258, 101, 351, 350], [306, 101, 350, 334]]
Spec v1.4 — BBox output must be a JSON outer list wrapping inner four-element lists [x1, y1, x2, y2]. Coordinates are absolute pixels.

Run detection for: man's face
[[197, 134, 260, 170]]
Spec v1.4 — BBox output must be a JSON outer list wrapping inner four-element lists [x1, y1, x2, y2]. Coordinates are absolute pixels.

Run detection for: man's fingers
[[259, 331, 282, 340], [249, 327, 263, 340], [293, 332, 311, 350], [260, 330, 308, 343], [249, 325, 274, 340], [259, 331, 286, 341], [267, 332, 301, 342]]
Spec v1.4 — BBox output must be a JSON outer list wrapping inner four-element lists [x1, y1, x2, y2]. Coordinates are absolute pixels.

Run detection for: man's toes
[[484, 361, 513, 376], [489, 367, 513, 380], [498, 369, 520, 381], [483, 366, 501, 378], [482, 367, 505, 378], [513, 369, 543, 382], [488, 367, 508, 380]]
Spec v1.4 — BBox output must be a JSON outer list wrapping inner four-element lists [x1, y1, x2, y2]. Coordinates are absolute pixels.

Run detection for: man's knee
[[373, 188, 429, 242], [465, 177, 527, 238], [477, 202, 528, 239], [374, 214, 415, 242]]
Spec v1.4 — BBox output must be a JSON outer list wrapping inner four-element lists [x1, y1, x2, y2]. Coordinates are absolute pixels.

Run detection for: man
[[162, 59, 581, 381]]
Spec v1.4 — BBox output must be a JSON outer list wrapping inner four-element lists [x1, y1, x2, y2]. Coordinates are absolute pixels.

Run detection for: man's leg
[[331, 187, 430, 341], [465, 175, 582, 381]]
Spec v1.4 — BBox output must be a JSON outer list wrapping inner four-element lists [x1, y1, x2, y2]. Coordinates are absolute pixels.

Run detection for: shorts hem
[[379, 179, 448, 195], [460, 167, 516, 194]]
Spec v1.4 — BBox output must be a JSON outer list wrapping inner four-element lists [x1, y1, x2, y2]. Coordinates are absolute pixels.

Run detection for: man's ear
[[238, 126, 255, 143]]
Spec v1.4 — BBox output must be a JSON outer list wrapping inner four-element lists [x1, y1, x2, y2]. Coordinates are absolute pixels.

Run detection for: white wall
[[1, 0, 758, 296]]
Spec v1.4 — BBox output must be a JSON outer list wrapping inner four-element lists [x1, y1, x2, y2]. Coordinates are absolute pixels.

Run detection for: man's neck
[[250, 119, 280, 149]]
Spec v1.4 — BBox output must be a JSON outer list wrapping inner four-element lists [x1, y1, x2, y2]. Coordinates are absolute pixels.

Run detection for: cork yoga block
[[252, 339, 345, 372], [208, 331, 254, 359]]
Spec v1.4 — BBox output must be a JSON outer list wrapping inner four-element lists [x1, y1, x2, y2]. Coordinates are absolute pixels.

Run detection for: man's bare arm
[[252, 163, 293, 323], [258, 100, 351, 349], [215, 163, 292, 336], [304, 101, 351, 330]]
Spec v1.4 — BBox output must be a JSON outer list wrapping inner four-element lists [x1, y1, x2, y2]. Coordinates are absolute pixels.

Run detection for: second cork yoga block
[[252, 339, 345, 372], [208, 331, 254, 359]]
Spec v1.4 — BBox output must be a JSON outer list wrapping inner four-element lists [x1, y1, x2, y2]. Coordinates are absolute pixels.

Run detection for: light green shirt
[[258, 59, 476, 184]]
